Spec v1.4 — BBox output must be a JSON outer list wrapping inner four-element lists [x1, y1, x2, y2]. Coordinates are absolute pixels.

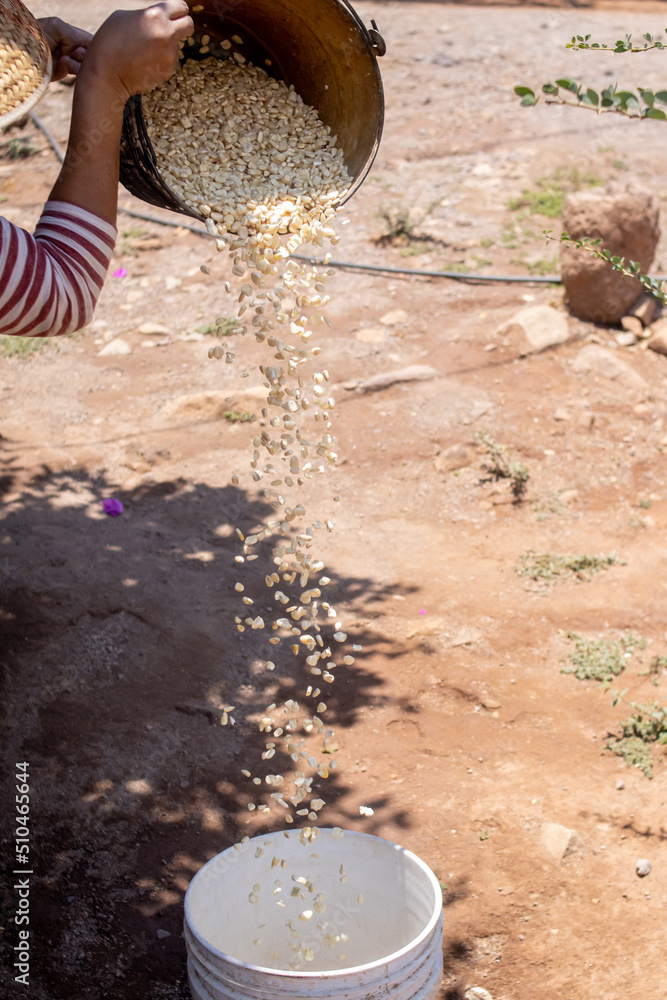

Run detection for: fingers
[[156, 0, 194, 22]]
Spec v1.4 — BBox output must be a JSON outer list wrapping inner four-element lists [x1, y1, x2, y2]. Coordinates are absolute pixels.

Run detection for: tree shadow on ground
[[0, 458, 424, 999]]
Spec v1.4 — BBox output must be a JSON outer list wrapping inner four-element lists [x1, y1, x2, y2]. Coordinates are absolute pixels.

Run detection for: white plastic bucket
[[184, 828, 444, 1000]]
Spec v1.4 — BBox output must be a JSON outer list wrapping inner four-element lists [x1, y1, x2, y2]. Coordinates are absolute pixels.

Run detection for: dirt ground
[[3, 2, 667, 998]]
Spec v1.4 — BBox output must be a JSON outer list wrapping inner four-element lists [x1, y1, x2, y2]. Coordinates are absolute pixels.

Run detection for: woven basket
[[0, 0, 52, 130]]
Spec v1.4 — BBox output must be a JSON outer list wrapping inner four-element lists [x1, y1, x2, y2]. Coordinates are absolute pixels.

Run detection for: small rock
[[577, 411, 595, 431], [648, 319, 667, 356], [98, 338, 132, 356], [615, 331, 637, 347], [616, 779, 625, 790], [379, 309, 409, 326], [156, 929, 171, 940], [573, 344, 648, 395], [465, 989, 494, 1000], [355, 327, 385, 343], [560, 488, 579, 504], [636, 859, 652, 878], [435, 443, 472, 472], [481, 695, 501, 710], [497, 304, 570, 356], [138, 322, 170, 335], [540, 822, 581, 863], [165, 276, 182, 291], [354, 365, 438, 394], [451, 626, 483, 647], [632, 293, 657, 328], [160, 391, 239, 422], [553, 407, 570, 421], [621, 315, 643, 337]]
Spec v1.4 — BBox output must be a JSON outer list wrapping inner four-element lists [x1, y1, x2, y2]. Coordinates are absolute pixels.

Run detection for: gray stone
[[561, 184, 660, 324], [435, 443, 472, 472], [379, 309, 409, 326], [156, 929, 171, 940], [465, 989, 494, 1000], [138, 322, 170, 335], [631, 293, 657, 328], [648, 318, 667, 357], [497, 305, 570, 356], [354, 365, 438, 394], [616, 779, 625, 790], [572, 344, 648, 395], [636, 858, 652, 878], [615, 331, 637, 348], [621, 316, 643, 337], [540, 822, 580, 863], [98, 338, 132, 356]]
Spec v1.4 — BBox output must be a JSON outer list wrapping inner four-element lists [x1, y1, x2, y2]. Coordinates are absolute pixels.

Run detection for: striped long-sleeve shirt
[[0, 200, 117, 338]]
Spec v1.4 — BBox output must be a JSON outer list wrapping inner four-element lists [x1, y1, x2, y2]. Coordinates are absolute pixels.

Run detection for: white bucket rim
[[184, 828, 443, 980]]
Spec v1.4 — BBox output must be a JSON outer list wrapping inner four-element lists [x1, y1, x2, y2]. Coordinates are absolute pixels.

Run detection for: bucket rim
[[184, 827, 443, 980]]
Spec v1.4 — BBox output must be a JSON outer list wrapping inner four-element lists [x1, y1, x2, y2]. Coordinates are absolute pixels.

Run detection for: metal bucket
[[118, 0, 385, 221]]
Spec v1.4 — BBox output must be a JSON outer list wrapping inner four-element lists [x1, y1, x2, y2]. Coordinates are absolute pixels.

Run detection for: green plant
[[507, 169, 601, 219], [514, 26, 667, 298], [0, 336, 49, 358], [223, 410, 254, 423], [606, 700, 667, 777], [1, 137, 39, 159], [638, 498, 652, 509], [476, 431, 530, 500], [516, 550, 621, 585], [563, 632, 642, 683], [375, 204, 416, 245], [196, 317, 238, 337], [545, 231, 667, 305]]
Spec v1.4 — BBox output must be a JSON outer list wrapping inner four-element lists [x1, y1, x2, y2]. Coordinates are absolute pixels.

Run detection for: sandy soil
[[2, 2, 667, 998]]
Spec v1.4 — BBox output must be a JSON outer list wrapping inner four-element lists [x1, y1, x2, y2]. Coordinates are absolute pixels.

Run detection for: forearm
[[49, 74, 126, 227]]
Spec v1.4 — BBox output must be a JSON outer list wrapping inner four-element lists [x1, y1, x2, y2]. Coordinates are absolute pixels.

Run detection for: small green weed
[[563, 632, 642, 683], [1, 137, 39, 160], [120, 225, 150, 240], [507, 169, 602, 219], [516, 550, 621, 585], [607, 737, 655, 778], [375, 205, 416, 245], [223, 410, 254, 423], [441, 261, 470, 274], [607, 701, 667, 778], [477, 431, 530, 501], [196, 317, 238, 337], [638, 498, 652, 510], [0, 336, 48, 358]]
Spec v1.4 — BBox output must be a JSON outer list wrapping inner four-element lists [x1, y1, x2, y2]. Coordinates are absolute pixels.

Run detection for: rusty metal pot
[[119, 0, 385, 221]]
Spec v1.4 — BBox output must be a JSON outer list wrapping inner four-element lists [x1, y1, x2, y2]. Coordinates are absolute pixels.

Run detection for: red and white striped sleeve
[[0, 200, 117, 338]]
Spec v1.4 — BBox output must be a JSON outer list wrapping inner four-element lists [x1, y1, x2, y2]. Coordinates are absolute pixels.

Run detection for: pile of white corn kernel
[[144, 31, 363, 970]]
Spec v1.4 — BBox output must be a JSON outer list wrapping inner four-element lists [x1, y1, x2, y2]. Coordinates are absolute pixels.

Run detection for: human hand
[[80, 2, 194, 102], [38, 16, 93, 81]]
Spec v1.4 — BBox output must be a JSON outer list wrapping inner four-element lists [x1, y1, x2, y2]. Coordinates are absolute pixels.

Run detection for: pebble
[[98, 338, 132, 356], [615, 779, 625, 790], [156, 929, 171, 940], [615, 331, 637, 348], [379, 308, 409, 326], [138, 322, 171, 335], [620, 315, 643, 337], [636, 859, 652, 878]]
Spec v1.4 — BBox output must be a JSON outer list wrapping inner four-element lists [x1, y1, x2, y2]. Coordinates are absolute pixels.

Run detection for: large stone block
[[561, 184, 660, 325]]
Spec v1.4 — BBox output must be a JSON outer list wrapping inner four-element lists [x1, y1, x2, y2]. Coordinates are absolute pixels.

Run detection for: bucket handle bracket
[[369, 20, 386, 57]]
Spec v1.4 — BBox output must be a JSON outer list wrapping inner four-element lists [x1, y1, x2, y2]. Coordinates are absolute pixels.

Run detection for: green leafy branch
[[566, 30, 667, 53], [515, 81, 667, 119], [544, 230, 667, 305]]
